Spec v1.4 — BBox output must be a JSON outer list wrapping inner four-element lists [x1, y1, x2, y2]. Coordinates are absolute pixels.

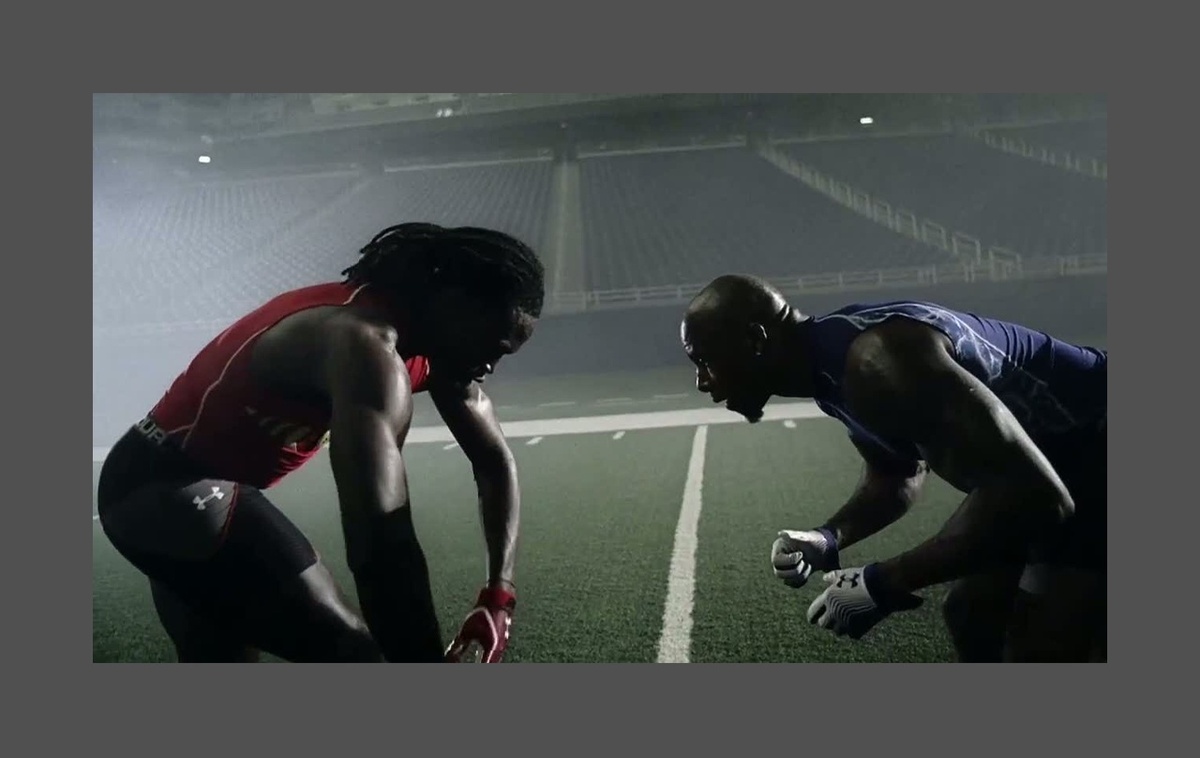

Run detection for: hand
[[445, 584, 516, 663], [806, 565, 923, 640], [771, 527, 840, 588]]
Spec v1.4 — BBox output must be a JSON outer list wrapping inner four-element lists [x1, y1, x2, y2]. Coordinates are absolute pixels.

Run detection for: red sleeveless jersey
[[148, 281, 431, 489]]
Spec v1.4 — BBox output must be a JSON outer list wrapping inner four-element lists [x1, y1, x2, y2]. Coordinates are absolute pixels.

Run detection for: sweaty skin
[[679, 275, 1083, 643], [681, 275, 810, 422], [249, 296, 527, 659], [837, 318, 1074, 594]]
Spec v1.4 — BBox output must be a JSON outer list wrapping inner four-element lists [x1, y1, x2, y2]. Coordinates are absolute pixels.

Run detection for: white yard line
[[656, 425, 708, 663]]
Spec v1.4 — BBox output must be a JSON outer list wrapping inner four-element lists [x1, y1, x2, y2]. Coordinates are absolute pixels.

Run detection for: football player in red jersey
[[96, 223, 542, 662]]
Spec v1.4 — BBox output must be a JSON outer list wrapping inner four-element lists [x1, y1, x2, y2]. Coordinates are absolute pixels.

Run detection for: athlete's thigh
[[103, 477, 378, 662], [236, 559, 383, 663], [150, 580, 260, 663], [999, 429, 1106, 662], [1005, 565, 1105, 662], [192, 484, 383, 662], [942, 566, 1023, 662]]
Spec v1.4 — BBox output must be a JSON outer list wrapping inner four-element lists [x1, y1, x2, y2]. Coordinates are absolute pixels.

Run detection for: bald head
[[679, 274, 806, 423], [683, 274, 793, 334]]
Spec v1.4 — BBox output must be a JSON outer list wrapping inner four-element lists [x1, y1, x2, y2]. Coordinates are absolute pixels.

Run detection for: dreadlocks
[[342, 222, 546, 317]]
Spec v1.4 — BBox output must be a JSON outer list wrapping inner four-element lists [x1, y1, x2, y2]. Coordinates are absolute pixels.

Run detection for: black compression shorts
[[96, 424, 319, 619]]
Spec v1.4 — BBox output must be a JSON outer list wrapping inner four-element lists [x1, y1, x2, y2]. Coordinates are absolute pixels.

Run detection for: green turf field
[[92, 341, 1104, 663], [92, 406, 968, 663]]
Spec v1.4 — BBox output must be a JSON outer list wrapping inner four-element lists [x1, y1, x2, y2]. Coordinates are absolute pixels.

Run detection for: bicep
[[849, 432, 926, 482], [916, 365, 1056, 493], [323, 328, 414, 519], [847, 330, 1070, 507]]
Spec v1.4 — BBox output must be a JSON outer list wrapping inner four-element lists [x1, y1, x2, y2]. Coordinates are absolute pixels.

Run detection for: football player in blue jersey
[[680, 274, 1106, 662]]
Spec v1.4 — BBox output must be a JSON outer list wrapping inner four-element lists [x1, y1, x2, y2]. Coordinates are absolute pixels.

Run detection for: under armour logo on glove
[[807, 565, 923, 640]]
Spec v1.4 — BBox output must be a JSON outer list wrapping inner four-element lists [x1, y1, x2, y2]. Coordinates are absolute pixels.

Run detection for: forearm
[[873, 485, 1064, 595], [823, 476, 921, 551], [333, 438, 442, 661], [474, 453, 520, 588], [346, 507, 445, 662]]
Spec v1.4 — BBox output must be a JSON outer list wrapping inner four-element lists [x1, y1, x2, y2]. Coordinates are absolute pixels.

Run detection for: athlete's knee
[[330, 620, 384, 662], [941, 580, 975, 636], [941, 572, 1021, 662], [1003, 593, 1077, 662], [295, 602, 384, 662], [292, 562, 385, 662], [1005, 566, 1104, 662]]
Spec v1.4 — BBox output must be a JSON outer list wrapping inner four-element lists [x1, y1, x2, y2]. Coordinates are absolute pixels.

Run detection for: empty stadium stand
[[779, 134, 1106, 259], [578, 146, 949, 291]]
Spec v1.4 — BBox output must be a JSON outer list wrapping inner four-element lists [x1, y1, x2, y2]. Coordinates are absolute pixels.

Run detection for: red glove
[[445, 584, 516, 663]]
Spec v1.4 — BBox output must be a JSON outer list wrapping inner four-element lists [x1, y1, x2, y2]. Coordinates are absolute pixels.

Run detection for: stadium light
[[198, 155, 211, 164], [860, 116, 874, 125]]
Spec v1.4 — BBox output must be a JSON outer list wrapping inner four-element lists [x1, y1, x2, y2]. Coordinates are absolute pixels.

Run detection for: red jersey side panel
[[149, 281, 430, 489]]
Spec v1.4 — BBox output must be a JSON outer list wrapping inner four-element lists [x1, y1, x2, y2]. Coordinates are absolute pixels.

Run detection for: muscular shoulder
[[842, 317, 954, 431], [315, 310, 412, 406], [322, 308, 401, 357]]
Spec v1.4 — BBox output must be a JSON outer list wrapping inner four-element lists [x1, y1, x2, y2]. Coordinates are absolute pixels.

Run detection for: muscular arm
[[843, 320, 1074, 595], [430, 378, 520, 591], [821, 437, 928, 552], [322, 322, 443, 661]]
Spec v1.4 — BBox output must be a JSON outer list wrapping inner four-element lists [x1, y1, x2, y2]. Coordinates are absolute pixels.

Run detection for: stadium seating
[[578, 147, 947, 291], [93, 130, 1108, 443], [92, 162, 555, 325], [779, 134, 1106, 259], [93, 173, 359, 324], [169, 160, 556, 320]]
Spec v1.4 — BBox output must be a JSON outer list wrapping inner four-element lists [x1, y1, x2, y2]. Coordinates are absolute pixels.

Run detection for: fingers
[[772, 537, 812, 587], [770, 537, 787, 565], [773, 560, 811, 588], [772, 531, 803, 556], [806, 591, 828, 625], [771, 544, 801, 569]]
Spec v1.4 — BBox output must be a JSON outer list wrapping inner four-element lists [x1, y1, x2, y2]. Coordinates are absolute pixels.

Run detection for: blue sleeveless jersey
[[807, 301, 1107, 466]]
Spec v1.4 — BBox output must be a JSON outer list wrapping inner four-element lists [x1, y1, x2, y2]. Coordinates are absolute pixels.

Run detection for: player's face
[[424, 292, 536, 383], [680, 319, 771, 423]]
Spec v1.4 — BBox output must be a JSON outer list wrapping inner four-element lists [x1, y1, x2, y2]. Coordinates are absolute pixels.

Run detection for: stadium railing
[[759, 142, 1026, 270], [92, 253, 1108, 337], [547, 253, 1106, 312], [973, 129, 1108, 181]]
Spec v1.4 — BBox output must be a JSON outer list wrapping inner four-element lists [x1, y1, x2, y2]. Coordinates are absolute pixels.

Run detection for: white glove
[[806, 565, 923, 640], [771, 527, 840, 588]]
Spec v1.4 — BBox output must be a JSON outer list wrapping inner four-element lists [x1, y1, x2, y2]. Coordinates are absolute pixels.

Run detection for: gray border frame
[[70, 7, 1133, 750]]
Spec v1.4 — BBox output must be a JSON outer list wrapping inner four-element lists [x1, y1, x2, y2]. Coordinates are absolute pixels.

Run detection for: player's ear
[[748, 322, 768, 357]]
